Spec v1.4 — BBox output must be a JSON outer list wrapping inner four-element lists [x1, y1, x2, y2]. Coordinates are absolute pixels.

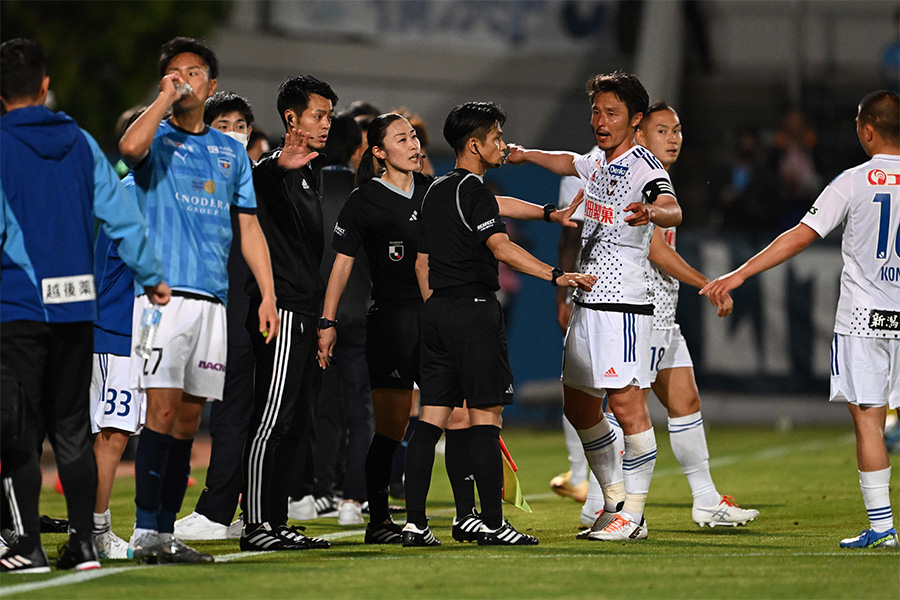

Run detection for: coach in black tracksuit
[[402, 102, 594, 547], [239, 75, 337, 552]]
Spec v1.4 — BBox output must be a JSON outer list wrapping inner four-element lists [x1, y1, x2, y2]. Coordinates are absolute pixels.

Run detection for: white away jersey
[[649, 226, 680, 329], [800, 154, 900, 338], [571, 145, 673, 306]]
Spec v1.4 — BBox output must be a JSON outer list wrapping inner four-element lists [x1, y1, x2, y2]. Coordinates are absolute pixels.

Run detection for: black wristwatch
[[318, 317, 338, 330], [550, 267, 565, 286], [542, 203, 557, 222]]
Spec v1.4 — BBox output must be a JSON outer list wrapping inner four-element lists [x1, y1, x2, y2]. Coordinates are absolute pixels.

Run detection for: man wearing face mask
[[239, 75, 337, 551], [175, 92, 260, 541]]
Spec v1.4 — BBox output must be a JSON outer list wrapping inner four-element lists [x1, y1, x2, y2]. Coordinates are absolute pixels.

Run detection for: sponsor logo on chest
[[584, 198, 615, 225]]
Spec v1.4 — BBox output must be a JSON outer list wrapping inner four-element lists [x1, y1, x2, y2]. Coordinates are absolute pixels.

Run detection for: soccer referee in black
[[401, 102, 595, 547]]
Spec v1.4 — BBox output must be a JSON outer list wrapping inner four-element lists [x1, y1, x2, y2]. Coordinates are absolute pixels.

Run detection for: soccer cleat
[[275, 524, 331, 549], [93, 527, 130, 559], [128, 531, 160, 562], [839, 528, 899, 549], [452, 510, 483, 543], [692, 495, 759, 528], [287, 495, 318, 521], [226, 515, 244, 539], [55, 533, 100, 571], [0, 542, 50, 574], [549, 471, 588, 504], [174, 511, 228, 541], [478, 520, 539, 546], [588, 514, 648, 541], [240, 523, 308, 551], [338, 500, 364, 526], [576, 510, 618, 540], [364, 519, 403, 544], [580, 500, 605, 527], [156, 536, 214, 563], [314, 495, 340, 518], [401, 522, 441, 547]]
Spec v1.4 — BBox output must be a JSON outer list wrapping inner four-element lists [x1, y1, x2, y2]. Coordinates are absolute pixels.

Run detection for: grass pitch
[[2, 425, 898, 599]]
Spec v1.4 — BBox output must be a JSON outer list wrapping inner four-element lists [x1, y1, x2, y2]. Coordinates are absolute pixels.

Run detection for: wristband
[[543, 203, 557, 222], [550, 267, 565, 286], [318, 317, 338, 330]]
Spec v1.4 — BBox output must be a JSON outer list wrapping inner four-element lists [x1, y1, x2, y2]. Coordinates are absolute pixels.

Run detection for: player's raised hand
[[551, 188, 584, 228], [277, 129, 319, 170], [700, 272, 743, 315], [624, 201, 652, 227], [504, 143, 528, 165], [158, 74, 184, 105], [557, 272, 597, 292]]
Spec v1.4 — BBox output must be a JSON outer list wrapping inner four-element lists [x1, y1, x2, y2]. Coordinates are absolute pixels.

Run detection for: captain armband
[[641, 178, 675, 204]]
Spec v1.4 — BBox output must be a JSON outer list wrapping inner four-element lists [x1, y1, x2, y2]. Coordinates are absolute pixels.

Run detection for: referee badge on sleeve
[[389, 242, 404, 261]]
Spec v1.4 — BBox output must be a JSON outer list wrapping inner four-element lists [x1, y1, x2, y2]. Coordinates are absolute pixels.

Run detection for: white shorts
[[90, 353, 146, 434], [829, 333, 900, 409], [130, 295, 227, 401], [649, 325, 694, 383], [562, 305, 652, 396]]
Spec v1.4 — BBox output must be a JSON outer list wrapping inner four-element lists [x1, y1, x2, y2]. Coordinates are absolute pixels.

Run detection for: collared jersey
[[572, 145, 674, 309], [333, 171, 432, 302], [419, 169, 507, 291], [801, 153, 900, 338], [130, 119, 256, 305]]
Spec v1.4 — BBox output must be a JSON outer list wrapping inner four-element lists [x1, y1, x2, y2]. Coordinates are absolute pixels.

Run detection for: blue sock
[[158, 438, 193, 534], [134, 428, 173, 530]]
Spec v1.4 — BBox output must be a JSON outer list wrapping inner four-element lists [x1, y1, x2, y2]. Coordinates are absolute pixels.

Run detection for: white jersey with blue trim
[[800, 153, 900, 338], [571, 144, 673, 306], [130, 120, 256, 305], [648, 226, 680, 329]]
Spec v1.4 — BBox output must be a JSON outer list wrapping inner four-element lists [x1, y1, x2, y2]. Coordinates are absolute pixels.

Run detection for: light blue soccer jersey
[[130, 120, 255, 305]]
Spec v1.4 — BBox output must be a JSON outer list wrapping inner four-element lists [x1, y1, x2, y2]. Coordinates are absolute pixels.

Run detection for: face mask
[[223, 130, 249, 149]]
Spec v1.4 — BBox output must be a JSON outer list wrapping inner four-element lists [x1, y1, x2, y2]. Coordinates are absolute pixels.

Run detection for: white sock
[[668, 412, 720, 507], [576, 418, 625, 511], [860, 467, 894, 533], [622, 428, 657, 522], [604, 412, 626, 460], [131, 527, 156, 542], [563, 416, 588, 486], [93, 510, 111, 534]]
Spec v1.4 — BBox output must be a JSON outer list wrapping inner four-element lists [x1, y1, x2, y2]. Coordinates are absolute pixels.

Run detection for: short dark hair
[[345, 100, 381, 120], [276, 75, 338, 130], [0, 38, 48, 102], [586, 72, 649, 122], [859, 90, 899, 144], [324, 112, 362, 168], [158, 37, 218, 80], [443, 101, 507, 154], [204, 91, 254, 126], [638, 100, 677, 130]]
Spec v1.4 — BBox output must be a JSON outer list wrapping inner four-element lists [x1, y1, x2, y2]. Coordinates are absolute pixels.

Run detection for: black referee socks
[[469, 425, 504, 530], [404, 421, 444, 529], [445, 428, 476, 519], [366, 433, 400, 524]]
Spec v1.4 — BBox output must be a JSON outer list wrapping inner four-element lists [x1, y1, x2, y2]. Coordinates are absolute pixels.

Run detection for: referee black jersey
[[332, 171, 432, 302], [419, 168, 507, 292]]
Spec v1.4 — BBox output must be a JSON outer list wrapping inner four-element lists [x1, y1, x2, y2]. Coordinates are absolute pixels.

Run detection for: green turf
[[3, 425, 898, 599]]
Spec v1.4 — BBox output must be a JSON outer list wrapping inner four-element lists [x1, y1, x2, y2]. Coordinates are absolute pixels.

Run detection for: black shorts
[[366, 300, 421, 390], [419, 290, 514, 409]]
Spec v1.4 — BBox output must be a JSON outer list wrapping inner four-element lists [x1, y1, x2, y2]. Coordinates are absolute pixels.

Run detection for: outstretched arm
[[485, 232, 595, 291], [504, 144, 579, 176], [496, 189, 584, 228], [649, 228, 731, 317], [700, 223, 819, 311]]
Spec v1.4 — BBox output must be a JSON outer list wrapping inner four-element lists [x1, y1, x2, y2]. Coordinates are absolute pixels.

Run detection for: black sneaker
[[157, 537, 214, 563], [276, 524, 330, 549], [313, 495, 339, 518], [364, 519, 403, 544], [401, 522, 441, 547], [0, 541, 50, 574], [478, 520, 539, 546], [452, 510, 483, 543], [241, 523, 308, 551], [56, 532, 100, 570]]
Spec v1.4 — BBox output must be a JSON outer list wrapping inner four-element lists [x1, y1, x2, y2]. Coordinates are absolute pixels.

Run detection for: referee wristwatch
[[542, 203, 557, 222], [550, 267, 565, 286], [318, 317, 338, 330]]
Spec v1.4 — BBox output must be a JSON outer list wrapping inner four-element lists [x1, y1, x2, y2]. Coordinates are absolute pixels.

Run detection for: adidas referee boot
[[452, 510, 483, 543], [365, 519, 403, 544], [401, 522, 441, 547], [478, 520, 539, 546]]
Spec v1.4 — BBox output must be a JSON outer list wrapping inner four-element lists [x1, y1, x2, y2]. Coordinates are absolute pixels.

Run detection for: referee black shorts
[[419, 287, 514, 409], [366, 300, 421, 390]]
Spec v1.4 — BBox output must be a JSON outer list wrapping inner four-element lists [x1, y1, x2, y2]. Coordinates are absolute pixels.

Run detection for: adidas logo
[[604, 367, 618, 378], [505, 384, 514, 394], [388, 369, 402, 379], [409, 210, 418, 221]]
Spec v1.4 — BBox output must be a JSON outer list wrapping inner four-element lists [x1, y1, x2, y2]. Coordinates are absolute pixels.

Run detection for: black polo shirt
[[419, 169, 506, 292]]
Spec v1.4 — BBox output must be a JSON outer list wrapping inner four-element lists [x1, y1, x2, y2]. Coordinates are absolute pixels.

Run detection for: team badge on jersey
[[607, 180, 619, 195], [217, 156, 232, 178], [389, 242, 404, 261], [867, 169, 900, 186]]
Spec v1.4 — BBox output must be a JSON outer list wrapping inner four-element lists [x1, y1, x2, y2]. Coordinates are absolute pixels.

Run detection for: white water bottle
[[134, 304, 162, 359]]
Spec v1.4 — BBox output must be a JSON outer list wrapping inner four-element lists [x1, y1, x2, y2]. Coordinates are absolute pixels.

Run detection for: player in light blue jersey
[[118, 37, 279, 564], [703, 91, 899, 549]]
